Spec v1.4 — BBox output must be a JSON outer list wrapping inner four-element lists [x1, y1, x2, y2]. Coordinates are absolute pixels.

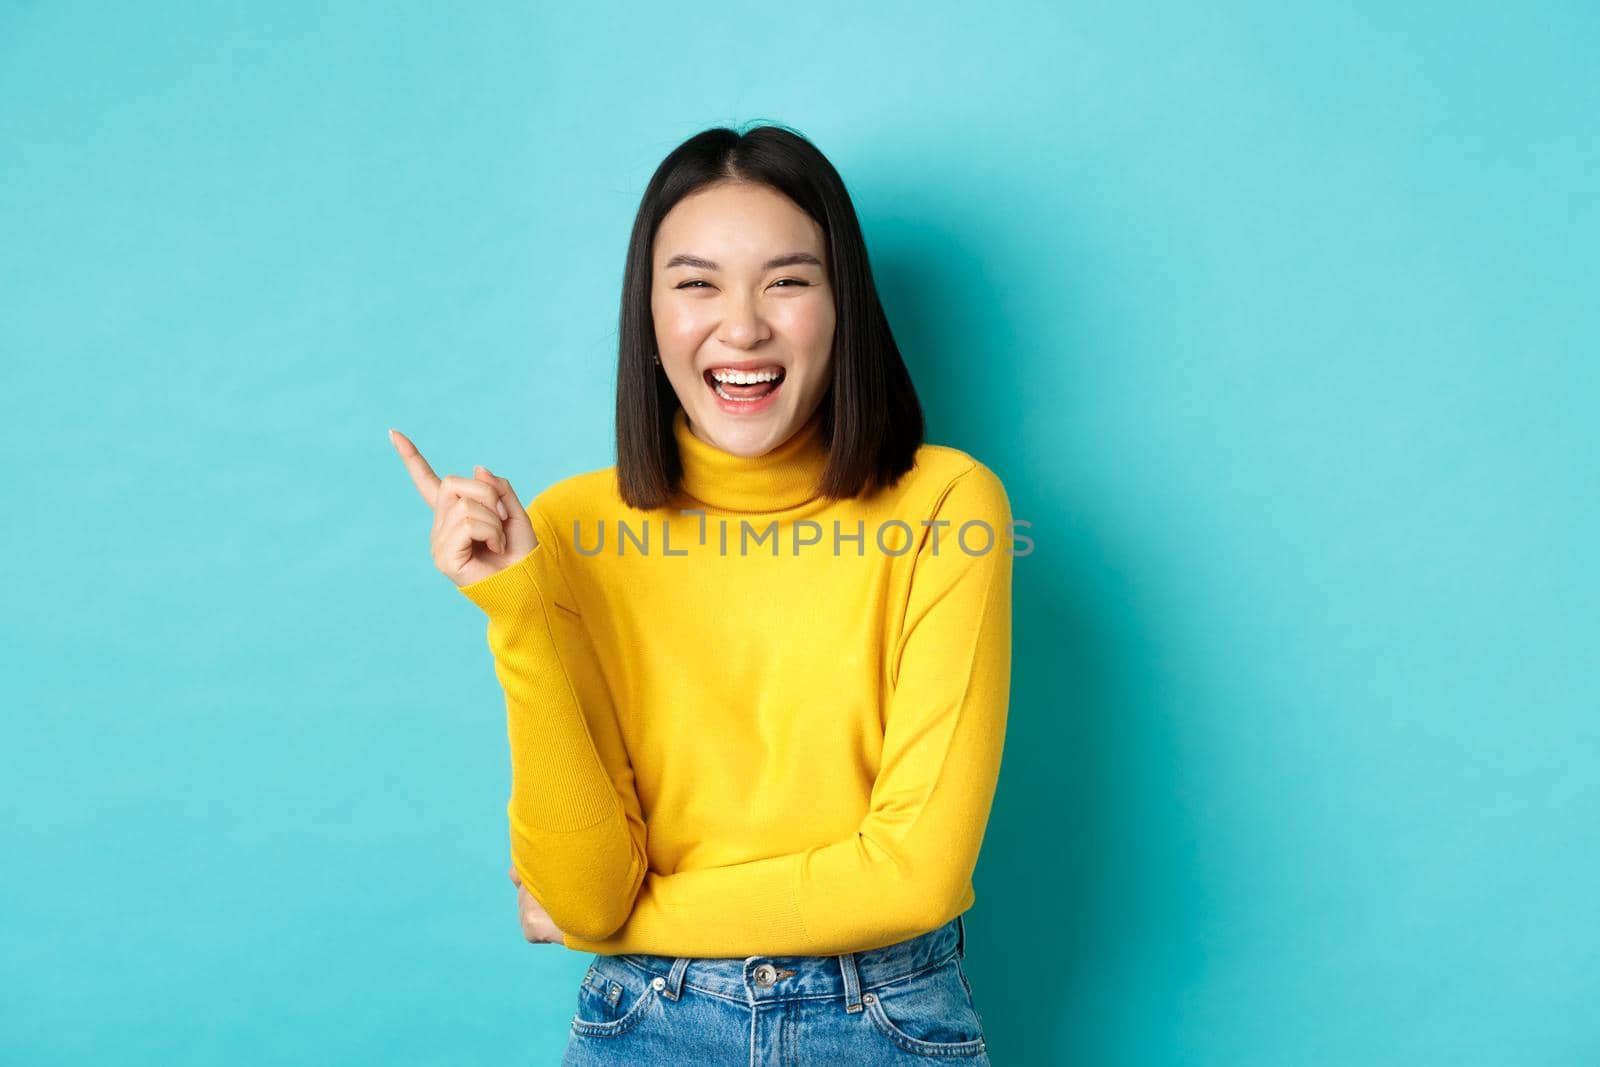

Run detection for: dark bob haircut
[[615, 122, 924, 511]]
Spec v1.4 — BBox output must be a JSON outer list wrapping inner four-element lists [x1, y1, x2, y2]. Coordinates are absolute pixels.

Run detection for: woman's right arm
[[455, 496, 648, 943], [389, 430, 646, 942]]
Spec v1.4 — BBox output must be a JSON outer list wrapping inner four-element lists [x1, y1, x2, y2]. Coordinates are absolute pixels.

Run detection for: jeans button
[[754, 964, 776, 986]]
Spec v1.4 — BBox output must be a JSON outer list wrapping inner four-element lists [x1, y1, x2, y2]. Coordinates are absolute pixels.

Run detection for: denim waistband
[[595, 914, 967, 1007]]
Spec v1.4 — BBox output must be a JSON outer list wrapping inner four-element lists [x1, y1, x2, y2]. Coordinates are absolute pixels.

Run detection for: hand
[[388, 428, 539, 587], [509, 864, 566, 945]]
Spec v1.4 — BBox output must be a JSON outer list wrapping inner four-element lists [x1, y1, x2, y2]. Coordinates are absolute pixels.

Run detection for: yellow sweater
[[458, 405, 1014, 958]]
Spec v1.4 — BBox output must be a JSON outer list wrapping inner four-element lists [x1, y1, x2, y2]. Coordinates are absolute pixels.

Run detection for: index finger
[[388, 428, 442, 509]]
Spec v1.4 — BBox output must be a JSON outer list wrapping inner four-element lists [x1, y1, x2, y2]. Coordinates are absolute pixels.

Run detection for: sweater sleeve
[[561, 463, 1014, 957], [457, 498, 648, 943]]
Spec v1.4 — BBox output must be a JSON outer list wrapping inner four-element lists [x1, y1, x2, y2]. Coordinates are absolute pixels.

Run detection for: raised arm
[[561, 463, 1014, 957], [458, 497, 648, 942]]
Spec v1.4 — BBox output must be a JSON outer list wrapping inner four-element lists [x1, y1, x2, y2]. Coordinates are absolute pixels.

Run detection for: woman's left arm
[[561, 463, 1014, 957]]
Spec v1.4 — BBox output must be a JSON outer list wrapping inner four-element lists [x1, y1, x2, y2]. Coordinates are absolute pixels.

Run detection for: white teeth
[[710, 367, 782, 385]]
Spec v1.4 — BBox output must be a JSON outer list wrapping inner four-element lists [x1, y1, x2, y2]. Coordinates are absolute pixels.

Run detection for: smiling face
[[651, 180, 836, 457]]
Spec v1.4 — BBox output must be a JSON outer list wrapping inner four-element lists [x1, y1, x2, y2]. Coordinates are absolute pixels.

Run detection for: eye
[[675, 280, 710, 289], [772, 279, 809, 287]]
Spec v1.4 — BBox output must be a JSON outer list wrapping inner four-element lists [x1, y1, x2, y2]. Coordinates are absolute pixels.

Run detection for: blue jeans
[[560, 914, 989, 1064]]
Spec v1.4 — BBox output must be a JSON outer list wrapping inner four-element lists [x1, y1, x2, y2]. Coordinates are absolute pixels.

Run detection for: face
[[651, 181, 835, 457]]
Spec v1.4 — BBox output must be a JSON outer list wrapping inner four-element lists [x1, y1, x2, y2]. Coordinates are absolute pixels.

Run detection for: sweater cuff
[[456, 539, 566, 619]]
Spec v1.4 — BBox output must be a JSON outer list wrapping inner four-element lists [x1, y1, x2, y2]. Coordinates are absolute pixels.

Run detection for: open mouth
[[704, 366, 786, 403]]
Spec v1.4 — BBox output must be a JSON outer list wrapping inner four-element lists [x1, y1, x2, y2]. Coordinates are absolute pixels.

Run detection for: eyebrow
[[661, 251, 824, 271]]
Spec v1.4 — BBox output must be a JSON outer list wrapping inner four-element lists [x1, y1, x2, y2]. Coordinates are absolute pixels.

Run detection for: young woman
[[391, 123, 1013, 1064]]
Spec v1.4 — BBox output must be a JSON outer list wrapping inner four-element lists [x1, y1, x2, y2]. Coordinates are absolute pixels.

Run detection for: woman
[[390, 123, 1013, 1064]]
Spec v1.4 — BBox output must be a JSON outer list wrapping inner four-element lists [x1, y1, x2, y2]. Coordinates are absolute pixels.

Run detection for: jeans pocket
[[861, 955, 988, 1058], [570, 961, 658, 1039]]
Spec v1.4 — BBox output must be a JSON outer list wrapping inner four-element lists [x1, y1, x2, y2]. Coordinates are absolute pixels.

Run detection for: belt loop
[[662, 956, 690, 1001], [956, 913, 967, 960], [838, 950, 864, 1014]]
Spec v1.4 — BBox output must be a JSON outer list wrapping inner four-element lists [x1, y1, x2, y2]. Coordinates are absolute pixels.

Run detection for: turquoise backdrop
[[3, 2, 1595, 1064]]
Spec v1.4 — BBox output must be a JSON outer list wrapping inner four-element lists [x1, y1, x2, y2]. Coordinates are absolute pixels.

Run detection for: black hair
[[615, 122, 924, 510]]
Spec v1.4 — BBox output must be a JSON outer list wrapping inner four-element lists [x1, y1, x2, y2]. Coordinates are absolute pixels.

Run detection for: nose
[[717, 292, 771, 348]]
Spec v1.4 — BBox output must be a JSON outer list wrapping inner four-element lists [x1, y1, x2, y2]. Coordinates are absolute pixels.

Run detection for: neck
[[671, 406, 830, 512]]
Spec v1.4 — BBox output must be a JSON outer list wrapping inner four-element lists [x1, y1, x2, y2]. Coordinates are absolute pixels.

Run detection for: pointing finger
[[389, 428, 442, 509]]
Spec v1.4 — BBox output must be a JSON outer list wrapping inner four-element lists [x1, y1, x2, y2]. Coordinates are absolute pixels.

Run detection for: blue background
[[3, 2, 1596, 1064]]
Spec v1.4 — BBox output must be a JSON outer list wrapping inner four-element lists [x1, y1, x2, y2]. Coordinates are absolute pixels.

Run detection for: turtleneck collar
[[672, 405, 830, 513]]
